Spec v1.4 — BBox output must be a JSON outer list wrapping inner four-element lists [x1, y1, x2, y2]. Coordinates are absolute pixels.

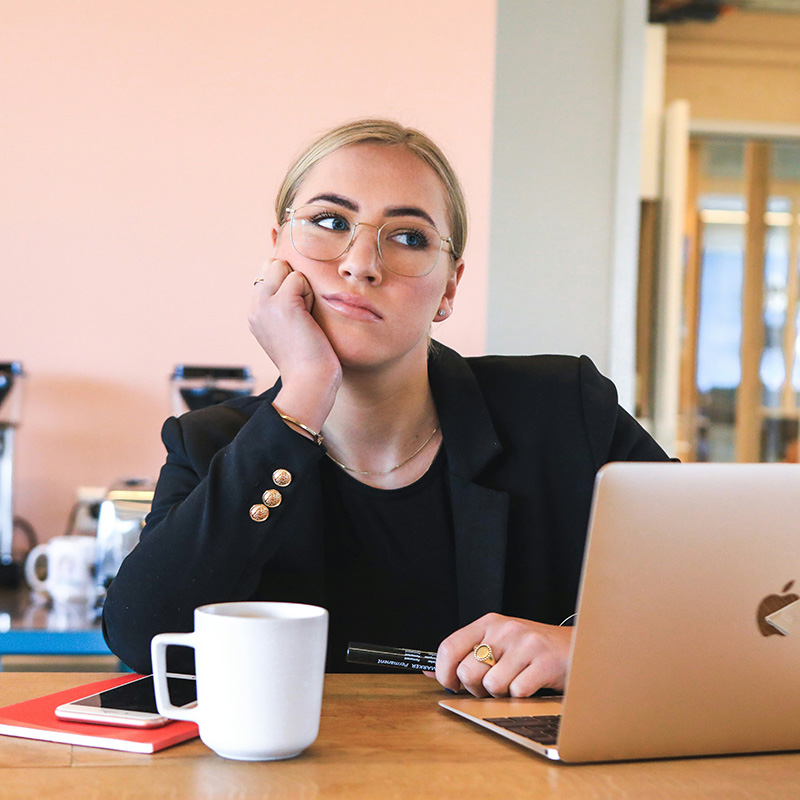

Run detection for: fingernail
[[444, 687, 457, 694]]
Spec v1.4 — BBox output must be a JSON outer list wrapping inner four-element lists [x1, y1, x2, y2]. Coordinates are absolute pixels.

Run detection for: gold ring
[[254, 277, 265, 285], [473, 643, 495, 666]]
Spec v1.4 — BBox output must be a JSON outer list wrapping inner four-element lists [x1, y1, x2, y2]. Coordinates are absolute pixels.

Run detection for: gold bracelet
[[277, 412, 324, 446]]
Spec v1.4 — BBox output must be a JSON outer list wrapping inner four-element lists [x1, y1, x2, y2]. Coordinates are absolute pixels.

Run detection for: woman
[[103, 119, 670, 698]]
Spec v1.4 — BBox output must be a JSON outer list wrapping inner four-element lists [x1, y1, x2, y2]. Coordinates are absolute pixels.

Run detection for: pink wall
[[1, 1, 496, 543]]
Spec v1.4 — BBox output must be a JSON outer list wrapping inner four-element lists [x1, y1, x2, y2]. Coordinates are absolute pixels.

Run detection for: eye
[[309, 211, 350, 232], [389, 228, 433, 249]]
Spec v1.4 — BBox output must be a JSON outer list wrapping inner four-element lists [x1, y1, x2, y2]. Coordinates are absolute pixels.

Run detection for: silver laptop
[[440, 462, 800, 762]]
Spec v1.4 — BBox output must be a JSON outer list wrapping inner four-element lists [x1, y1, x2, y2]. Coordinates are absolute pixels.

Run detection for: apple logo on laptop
[[757, 580, 799, 636]]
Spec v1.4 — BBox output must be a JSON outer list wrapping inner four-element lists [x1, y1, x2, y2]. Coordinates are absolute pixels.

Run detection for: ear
[[433, 259, 465, 322]]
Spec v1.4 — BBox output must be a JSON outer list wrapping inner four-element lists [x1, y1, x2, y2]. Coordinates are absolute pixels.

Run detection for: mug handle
[[24, 543, 49, 593], [151, 632, 200, 723]]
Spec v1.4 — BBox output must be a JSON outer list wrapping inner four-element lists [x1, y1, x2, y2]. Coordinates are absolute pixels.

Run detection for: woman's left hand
[[431, 613, 573, 698]]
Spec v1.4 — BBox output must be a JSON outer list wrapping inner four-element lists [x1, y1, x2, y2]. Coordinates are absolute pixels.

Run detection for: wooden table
[[1, 672, 799, 799]]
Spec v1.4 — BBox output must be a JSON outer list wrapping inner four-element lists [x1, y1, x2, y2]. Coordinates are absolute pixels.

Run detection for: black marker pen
[[346, 642, 437, 671]]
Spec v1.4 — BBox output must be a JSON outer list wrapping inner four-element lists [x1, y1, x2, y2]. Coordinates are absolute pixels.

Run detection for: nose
[[337, 223, 383, 284]]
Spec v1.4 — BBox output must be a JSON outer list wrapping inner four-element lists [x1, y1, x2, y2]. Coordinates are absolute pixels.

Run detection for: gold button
[[272, 469, 292, 487], [249, 504, 269, 522], [262, 489, 282, 508]]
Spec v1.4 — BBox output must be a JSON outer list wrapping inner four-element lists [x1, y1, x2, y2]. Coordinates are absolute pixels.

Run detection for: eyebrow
[[306, 193, 358, 211], [384, 206, 438, 228], [304, 193, 439, 229]]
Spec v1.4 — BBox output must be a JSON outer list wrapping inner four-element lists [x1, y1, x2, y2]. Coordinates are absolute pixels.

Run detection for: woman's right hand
[[249, 258, 342, 431]]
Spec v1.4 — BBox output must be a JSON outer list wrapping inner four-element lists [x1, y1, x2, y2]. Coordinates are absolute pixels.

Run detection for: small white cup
[[151, 601, 328, 761], [24, 535, 98, 605]]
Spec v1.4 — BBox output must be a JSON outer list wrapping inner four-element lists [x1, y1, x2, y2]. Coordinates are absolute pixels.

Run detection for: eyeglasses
[[284, 204, 453, 278]]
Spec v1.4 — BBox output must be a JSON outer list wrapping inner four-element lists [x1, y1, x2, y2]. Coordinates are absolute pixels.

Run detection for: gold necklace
[[325, 427, 439, 476]]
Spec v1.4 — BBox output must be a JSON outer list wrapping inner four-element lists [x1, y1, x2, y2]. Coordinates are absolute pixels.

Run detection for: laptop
[[440, 462, 800, 762]]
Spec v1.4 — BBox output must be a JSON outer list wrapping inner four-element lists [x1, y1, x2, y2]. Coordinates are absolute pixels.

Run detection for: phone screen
[[70, 675, 197, 713]]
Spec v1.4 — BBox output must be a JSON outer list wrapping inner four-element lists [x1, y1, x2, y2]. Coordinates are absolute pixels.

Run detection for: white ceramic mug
[[151, 601, 329, 761], [24, 535, 98, 605]]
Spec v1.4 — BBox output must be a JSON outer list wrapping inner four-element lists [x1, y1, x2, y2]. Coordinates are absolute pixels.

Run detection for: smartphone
[[55, 674, 197, 728]]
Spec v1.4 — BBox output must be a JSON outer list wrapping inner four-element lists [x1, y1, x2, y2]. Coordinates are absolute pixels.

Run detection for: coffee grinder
[[0, 361, 24, 587]]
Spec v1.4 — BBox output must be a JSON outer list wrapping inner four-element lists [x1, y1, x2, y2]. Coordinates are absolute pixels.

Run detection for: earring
[[437, 309, 446, 317]]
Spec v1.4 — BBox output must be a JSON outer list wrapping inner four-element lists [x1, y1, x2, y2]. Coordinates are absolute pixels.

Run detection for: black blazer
[[103, 342, 670, 673]]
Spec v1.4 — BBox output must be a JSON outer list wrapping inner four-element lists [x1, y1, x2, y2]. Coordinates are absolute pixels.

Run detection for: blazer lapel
[[448, 475, 510, 626], [429, 343, 510, 626]]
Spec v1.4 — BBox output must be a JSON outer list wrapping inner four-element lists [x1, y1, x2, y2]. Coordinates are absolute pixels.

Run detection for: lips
[[320, 293, 383, 321]]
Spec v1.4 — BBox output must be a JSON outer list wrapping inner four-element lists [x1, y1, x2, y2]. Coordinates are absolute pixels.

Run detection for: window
[[683, 137, 800, 462]]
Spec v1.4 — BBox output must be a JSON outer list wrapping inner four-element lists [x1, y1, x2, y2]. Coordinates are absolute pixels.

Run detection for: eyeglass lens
[[289, 205, 445, 277]]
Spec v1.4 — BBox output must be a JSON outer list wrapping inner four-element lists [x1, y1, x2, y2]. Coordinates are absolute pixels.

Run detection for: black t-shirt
[[320, 446, 459, 672]]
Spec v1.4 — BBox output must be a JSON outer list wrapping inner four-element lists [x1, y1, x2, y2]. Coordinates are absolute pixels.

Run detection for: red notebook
[[0, 675, 199, 754]]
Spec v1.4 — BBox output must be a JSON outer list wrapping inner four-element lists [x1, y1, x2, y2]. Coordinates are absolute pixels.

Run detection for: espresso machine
[[0, 361, 24, 587], [170, 365, 254, 416]]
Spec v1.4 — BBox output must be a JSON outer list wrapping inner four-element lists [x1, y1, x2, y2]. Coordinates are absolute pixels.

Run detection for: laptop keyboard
[[483, 715, 561, 745]]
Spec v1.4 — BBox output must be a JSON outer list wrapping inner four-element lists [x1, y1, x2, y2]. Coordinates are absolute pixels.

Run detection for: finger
[[455, 655, 492, 698], [275, 269, 315, 313], [435, 613, 502, 692], [480, 647, 534, 698], [507, 659, 560, 698], [254, 259, 293, 295], [435, 622, 486, 691]]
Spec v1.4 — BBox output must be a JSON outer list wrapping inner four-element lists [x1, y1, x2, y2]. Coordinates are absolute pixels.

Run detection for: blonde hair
[[274, 118, 467, 260]]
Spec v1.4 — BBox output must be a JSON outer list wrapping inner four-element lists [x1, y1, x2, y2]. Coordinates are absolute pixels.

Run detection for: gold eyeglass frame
[[284, 205, 454, 278]]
